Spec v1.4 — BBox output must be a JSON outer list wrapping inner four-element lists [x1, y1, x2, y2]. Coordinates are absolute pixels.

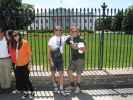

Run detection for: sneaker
[[12, 89, 20, 94], [60, 90, 68, 96], [29, 91, 35, 99], [28, 94, 34, 99], [21, 94, 29, 99], [27, 91, 34, 95], [74, 87, 80, 94], [65, 86, 74, 92], [53, 87, 58, 93], [23, 91, 28, 95]]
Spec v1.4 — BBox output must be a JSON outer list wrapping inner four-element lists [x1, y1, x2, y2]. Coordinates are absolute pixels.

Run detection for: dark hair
[[7, 30, 14, 37], [11, 31, 23, 50], [5, 30, 14, 48], [5, 30, 14, 41], [0, 28, 6, 33]]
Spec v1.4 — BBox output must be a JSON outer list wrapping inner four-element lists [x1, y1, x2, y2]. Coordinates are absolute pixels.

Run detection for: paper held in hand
[[77, 42, 85, 54]]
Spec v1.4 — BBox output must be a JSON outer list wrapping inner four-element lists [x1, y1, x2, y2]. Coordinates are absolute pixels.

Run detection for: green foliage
[[122, 8, 133, 34], [0, 0, 34, 30], [112, 6, 133, 34], [111, 10, 124, 31], [96, 17, 112, 31], [96, 5, 133, 34]]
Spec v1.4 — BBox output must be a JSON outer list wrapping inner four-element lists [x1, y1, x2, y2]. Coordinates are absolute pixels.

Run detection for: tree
[[111, 10, 124, 31], [122, 7, 133, 34], [95, 18, 102, 31], [16, 3, 35, 29], [111, 6, 133, 34], [0, 0, 34, 30], [96, 17, 112, 31]]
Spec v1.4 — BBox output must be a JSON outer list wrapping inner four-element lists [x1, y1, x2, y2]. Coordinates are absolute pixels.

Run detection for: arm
[[26, 41, 32, 71], [48, 46, 54, 67], [48, 37, 54, 66], [27, 41, 32, 61], [66, 36, 78, 49], [78, 41, 86, 53], [70, 43, 79, 49], [79, 46, 86, 52]]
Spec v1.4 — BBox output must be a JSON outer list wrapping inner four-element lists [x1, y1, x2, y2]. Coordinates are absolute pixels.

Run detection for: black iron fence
[[16, 3, 133, 71]]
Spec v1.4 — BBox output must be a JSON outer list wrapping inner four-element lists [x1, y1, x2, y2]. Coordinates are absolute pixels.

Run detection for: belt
[[0, 57, 10, 60]]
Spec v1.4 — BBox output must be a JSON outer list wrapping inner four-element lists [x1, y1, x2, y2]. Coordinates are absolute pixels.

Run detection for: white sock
[[60, 85, 63, 90], [53, 82, 57, 88]]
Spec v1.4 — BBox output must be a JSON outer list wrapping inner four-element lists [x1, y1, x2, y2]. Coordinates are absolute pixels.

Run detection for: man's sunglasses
[[71, 30, 77, 32], [55, 29, 62, 31]]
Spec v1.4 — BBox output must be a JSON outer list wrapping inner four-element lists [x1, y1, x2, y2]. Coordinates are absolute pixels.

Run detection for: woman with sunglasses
[[11, 31, 34, 99]]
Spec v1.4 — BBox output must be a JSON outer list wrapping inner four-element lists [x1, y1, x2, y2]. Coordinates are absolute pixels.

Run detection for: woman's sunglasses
[[13, 34, 19, 37]]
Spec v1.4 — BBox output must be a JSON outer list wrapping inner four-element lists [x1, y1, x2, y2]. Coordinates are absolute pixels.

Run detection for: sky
[[22, 0, 133, 9]]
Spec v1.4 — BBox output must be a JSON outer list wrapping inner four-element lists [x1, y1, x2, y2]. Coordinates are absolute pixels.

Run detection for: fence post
[[98, 2, 107, 70]]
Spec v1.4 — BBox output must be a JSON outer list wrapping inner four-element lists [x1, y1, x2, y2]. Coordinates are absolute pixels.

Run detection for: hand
[[71, 44, 78, 49], [78, 47, 86, 54], [50, 61, 54, 67], [70, 40, 74, 44], [79, 47, 86, 52], [29, 57, 32, 62], [28, 63, 32, 71], [48, 56, 54, 67]]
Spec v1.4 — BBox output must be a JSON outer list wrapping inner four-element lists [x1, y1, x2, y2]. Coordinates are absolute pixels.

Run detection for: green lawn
[[24, 32, 133, 71]]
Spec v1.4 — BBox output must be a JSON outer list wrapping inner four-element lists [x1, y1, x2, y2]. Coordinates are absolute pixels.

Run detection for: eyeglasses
[[55, 29, 62, 31], [71, 30, 77, 32], [13, 34, 19, 37]]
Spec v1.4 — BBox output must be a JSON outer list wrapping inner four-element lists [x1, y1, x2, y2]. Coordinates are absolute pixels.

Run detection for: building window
[[90, 19, 93, 23], [84, 19, 87, 23], [36, 26, 39, 30], [45, 19, 48, 23], [45, 26, 48, 30], [36, 19, 39, 24], [72, 18, 76, 23], [90, 26, 93, 30], [41, 19, 43, 23]]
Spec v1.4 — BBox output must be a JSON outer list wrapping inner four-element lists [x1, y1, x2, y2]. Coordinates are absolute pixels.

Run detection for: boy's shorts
[[68, 59, 84, 74], [51, 56, 64, 72]]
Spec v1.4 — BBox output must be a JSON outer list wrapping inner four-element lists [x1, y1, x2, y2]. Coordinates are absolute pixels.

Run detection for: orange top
[[16, 39, 32, 67]]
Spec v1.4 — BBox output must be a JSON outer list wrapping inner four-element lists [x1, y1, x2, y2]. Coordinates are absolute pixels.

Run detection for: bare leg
[[74, 74, 81, 93], [58, 71, 64, 90], [68, 70, 75, 87], [51, 71, 58, 87], [76, 74, 81, 85]]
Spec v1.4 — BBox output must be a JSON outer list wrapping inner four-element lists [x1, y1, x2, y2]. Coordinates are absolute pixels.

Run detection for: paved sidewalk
[[7, 68, 133, 100], [29, 69, 133, 90], [1, 88, 133, 100]]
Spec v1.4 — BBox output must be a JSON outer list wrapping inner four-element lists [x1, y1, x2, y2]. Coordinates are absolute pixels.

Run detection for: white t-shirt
[[48, 35, 70, 53], [0, 37, 10, 58]]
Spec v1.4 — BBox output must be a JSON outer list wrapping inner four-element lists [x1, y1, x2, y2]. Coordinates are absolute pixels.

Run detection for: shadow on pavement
[[54, 92, 94, 100]]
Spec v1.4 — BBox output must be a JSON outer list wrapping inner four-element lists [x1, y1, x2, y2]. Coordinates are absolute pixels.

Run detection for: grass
[[23, 32, 133, 71]]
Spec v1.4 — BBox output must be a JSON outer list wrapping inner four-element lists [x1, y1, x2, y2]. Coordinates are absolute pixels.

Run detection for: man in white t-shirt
[[48, 26, 69, 96], [0, 28, 12, 91]]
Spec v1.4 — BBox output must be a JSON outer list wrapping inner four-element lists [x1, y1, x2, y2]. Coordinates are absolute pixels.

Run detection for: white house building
[[28, 8, 95, 31]]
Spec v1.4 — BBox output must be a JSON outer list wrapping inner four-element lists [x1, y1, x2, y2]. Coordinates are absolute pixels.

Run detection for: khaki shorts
[[68, 59, 84, 74], [0, 58, 12, 89]]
